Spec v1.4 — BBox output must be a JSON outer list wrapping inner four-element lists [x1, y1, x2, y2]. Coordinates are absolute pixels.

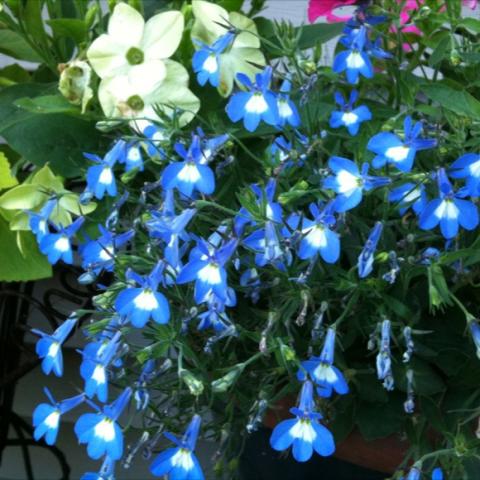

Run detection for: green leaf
[[428, 35, 450, 66], [297, 22, 345, 50], [47, 18, 87, 44], [0, 84, 102, 177], [0, 29, 42, 62], [0, 152, 18, 189], [0, 216, 51, 281], [216, 0, 244, 11], [0, 184, 46, 210], [459, 17, 480, 34], [0, 63, 31, 86], [356, 396, 404, 441], [420, 83, 480, 119], [23, 0, 49, 47], [14, 95, 79, 114]]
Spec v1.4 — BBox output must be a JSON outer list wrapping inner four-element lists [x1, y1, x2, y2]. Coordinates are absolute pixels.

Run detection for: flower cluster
[[25, 1, 480, 479]]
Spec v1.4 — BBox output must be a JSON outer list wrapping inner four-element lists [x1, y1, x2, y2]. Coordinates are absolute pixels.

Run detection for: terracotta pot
[[263, 395, 408, 474]]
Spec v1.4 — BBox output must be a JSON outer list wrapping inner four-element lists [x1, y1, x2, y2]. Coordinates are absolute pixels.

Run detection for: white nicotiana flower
[[88, 3, 199, 127], [191, 0, 266, 97]]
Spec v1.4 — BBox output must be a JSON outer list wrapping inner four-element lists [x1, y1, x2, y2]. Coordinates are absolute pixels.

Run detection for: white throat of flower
[[171, 448, 194, 471], [434, 199, 459, 220], [336, 170, 359, 194], [346, 51, 365, 69], [289, 419, 317, 443], [245, 93, 268, 114], [54, 236, 70, 252], [134, 290, 159, 311], [44, 410, 61, 429], [385, 145, 410, 163], [198, 263, 222, 285], [94, 418, 116, 441], [178, 163, 201, 183], [342, 111, 358, 125]]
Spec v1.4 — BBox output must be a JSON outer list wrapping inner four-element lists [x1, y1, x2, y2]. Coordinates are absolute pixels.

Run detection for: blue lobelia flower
[[75, 387, 131, 461], [150, 414, 205, 479], [358, 221, 383, 278], [32, 314, 78, 376], [291, 202, 340, 264], [269, 381, 335, 462], [333, 26, 373, 84], [329, 90, 372, 136], [469, 320, 480, 359], [192, 32, 234, 87], [176, 238, 237, 305], [84, 140, 125, 200], [419, 168, 479, 239], [432, 467, 443, 480], [119, 143, 144, 172], [323, 157, 390, 212], [81, 456, 116, 480], [367, 116, 437, 172], [79, 331, 122, 402], [143, 123, 167, 158], [33, 388, 84, 445], [405, 466, 421, 480], [81, 226, 134, 275], [161, 135, 215, 197], [243, 220, 288, 268], [115, 263, 170, 328], [133, 359, 156, 411], [376, 319, 394, 391], [145, 189, 196, 276], [28, 198, 57, 243], [197, 287, 236, 331], [196, 128, 229, 165], [449, 152, 480, 196], [226, 66, 279, 132], [276, 79, 301, 128], [39, 216, 85, 265], [388, 182, 427, 216], [297, 328, 348, 398]]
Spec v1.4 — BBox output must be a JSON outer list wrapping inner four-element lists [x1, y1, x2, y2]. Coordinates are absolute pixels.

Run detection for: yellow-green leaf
[[0, 152, 18, 189]]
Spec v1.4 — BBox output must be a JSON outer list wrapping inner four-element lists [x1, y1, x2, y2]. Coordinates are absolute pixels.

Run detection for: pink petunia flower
[[308, 0, 358, 23], [463, 0, 477, 8]]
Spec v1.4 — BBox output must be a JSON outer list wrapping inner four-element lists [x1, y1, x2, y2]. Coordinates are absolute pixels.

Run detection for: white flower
[[87, 3, 183, 87], [98, 60, 200, 129], [87, 3, 199, 127], [191, 0, 265, 97]]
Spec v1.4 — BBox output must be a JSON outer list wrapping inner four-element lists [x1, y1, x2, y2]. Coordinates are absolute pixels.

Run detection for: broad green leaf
[[0, 216, 51, 281], [31, 164, 65, 191], [47, 18, 87, 44], [0, 152, 18, 189], [0, 29, 42, 62], [0, 184, 47, 210], [459, 17, 480, 34], [0, 63, 31, 85], [15, 95, 79, 114], [420, 83, 480, 119], [428, 35, 450, 67], [356, 396, 404, 441], [297, 22, 345, 50], [0, 84, 102, 177], [217, 0, 244, 11], [59, 193, 96, 216]]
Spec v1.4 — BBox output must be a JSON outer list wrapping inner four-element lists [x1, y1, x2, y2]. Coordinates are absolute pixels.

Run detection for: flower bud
[[58, 60, 93, 112], [179, 368, 204, 396]]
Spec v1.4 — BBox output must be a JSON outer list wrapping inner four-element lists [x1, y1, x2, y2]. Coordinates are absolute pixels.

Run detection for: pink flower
[[463, 0, 477, 8], [308, 0, 357, 23]]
